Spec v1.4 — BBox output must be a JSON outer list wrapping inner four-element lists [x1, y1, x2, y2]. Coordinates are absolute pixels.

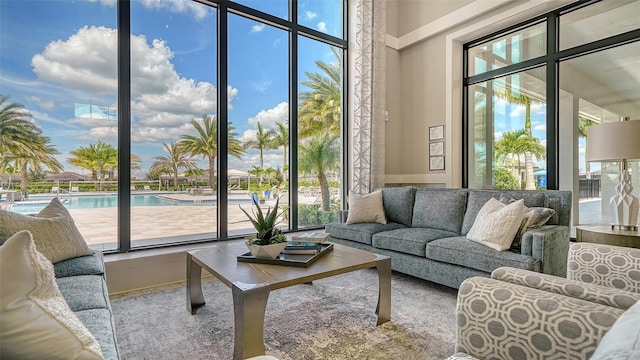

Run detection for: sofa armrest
[[455, 277, 624, 360], [520, 225, 569, 277], [491, 267, 640, 310], [568, 242, 640, 293], [338, 210, 349, 223]]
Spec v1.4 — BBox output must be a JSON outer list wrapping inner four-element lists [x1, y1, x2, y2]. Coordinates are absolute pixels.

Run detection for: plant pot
[[246, 241, 288, 259]]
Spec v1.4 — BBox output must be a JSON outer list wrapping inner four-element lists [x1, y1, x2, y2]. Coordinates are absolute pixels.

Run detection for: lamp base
[[610, 224, 639, 232], [609, 168, 639, 229]]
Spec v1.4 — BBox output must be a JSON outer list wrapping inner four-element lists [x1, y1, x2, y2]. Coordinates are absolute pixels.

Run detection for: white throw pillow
[[590, 299, 640, 360], [0, 230, 104, 359], [346, 190, 387, 225], [0, 197, 93, 263], [466, 198, 525, 251]]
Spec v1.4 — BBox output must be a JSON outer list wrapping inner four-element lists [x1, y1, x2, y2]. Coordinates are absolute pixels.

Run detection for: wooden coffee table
[[186, 242, 391, 360]]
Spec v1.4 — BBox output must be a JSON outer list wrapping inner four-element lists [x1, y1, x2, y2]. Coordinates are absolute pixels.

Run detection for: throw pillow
[[0, 230, 104, 359], [499, 194, 556, 251], [590, 299, 640, 360], [466, 198, 525, 251], [346, 190, 387, 225], [0, 197, 93, 263]]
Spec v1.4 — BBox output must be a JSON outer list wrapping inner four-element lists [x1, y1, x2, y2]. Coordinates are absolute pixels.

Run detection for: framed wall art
[[429, 156, 445, 171], [428, 125, 444, 141], [429, 141, 444, 156]]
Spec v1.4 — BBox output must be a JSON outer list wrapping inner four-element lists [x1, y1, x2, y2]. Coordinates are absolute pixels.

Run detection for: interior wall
[[383, 0, 577, 188]]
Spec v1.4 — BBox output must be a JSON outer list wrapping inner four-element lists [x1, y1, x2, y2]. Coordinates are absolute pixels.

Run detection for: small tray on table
[[237, 243, 333, 267]]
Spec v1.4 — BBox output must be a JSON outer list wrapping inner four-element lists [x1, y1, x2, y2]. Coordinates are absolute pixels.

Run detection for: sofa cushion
[[76, 308, 121, 360], [0, 230, 104, 360], [0, 197, 93, 263], [466, 198, 525, 251], [590, 299, 640, 360], [372, 228, 459, 257], [412, 189, 468, 233], [427, 236, 540, 273], [54, 251, 105, 278], [461, 190, 547, 235], [346, 190, 387, 224], [57, 275, 110, 312], [382, 186, 415, 226], [325, 221, 407, 245]]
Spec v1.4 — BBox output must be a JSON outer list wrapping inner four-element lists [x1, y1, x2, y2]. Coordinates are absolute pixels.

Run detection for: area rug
[[111, 269, 458, 360]]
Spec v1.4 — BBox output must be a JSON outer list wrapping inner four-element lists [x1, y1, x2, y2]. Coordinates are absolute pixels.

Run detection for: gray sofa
[[54, 250, 120, 359], [325, 187, 571, 289]]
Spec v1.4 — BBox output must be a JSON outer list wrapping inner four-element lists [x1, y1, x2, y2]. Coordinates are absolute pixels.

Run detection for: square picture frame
[[428, 125, 444, 141], [429, 141, 444, 156], [429, 156, 445, 171]]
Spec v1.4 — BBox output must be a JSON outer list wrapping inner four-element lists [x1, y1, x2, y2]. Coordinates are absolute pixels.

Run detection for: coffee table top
[[188, 242, 387, 291]]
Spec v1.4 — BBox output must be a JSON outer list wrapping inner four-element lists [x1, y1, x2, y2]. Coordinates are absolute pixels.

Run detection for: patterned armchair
[[450, 242, 640, 360]]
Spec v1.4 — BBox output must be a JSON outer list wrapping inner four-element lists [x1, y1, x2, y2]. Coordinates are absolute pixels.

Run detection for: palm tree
[[495, 129, 528, 179], [493, 87, 544, 190], [578, 116, 598, 179], [180, 114, 245, 190], [68, 141, 141, 190], [150, 142, 197, 191], [299, 133, 340, 211], [298, 48, 342, 139], [0, 95, 42, 157], [243, 121, 276, 182], [495, 129, 545, 189], [15, 134, 63, 193], [270, 122, 289, 181], [247, 165, 263, 191]]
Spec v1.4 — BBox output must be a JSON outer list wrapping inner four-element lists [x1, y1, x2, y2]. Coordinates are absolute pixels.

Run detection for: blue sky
[[0, 0, 342, 179]]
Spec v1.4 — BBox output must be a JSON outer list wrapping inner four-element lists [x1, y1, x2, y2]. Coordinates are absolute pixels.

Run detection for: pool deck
[[3, 190, 320, 250]]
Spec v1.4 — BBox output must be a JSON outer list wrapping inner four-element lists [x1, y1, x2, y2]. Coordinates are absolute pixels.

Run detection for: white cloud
[[305, 11, 317, 20], [140, 0, 210, 20], [28, 96, 55, 111], [317, 22, 327, 32], [534, 123, 546, 131], [251, 80, 271, 93], [31, 26, 239, 140], [251, 24, 265, 33], [247, 102, 289, 129], [240, 129, 257, 143]]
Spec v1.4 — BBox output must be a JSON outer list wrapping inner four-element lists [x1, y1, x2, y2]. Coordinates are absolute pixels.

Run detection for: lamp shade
[[586, 119, 640, 162]]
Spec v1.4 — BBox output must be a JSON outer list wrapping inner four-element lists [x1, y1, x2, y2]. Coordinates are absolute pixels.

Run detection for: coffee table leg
[[376, 256, 391, 325], [186, 253, 206, 315], [232, 282, 271, 360]]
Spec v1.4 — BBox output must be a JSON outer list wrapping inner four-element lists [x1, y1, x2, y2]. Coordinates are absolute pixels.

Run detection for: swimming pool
[[10, 194, 219, 214]]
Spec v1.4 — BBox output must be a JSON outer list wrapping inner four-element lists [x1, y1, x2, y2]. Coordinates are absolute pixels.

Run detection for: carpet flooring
[[111, 269, 458, 360]]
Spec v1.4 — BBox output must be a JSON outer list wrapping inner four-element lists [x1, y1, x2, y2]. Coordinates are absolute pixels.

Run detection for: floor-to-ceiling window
[[464, 0, 640, 229], [0, 0, 347, 252]]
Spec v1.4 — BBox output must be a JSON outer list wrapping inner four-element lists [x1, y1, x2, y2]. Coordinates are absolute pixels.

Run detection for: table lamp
[[586, 117, 640, 231]]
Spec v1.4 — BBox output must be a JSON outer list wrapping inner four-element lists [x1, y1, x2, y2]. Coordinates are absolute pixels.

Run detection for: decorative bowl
[[246, 241, 288, 259]]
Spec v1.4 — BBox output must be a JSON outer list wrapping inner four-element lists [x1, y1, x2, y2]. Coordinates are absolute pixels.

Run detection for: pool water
[[11, 194, 201, 214]]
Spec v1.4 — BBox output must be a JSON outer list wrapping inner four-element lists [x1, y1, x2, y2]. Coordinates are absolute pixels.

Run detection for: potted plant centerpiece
[[239, 197, 288, 258]]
